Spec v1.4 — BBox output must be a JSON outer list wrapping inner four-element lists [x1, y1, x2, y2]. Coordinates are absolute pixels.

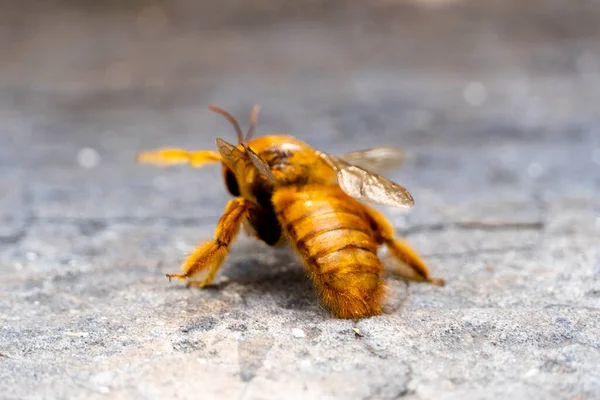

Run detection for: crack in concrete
[[423, 244, 537, 259], [397, 363, 414, 398], [400, 221, 545, 236], [351, 328, 415, 400], [238, 381, 251, 400]]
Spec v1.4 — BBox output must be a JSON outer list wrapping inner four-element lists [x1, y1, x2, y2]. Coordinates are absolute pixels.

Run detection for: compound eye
[[223, 167, 240, 196]]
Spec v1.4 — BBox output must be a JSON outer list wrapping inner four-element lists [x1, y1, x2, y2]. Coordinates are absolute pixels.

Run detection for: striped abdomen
[[272, 184, 385, 319]]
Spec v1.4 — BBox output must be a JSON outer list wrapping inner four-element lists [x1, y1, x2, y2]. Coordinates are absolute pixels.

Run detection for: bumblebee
[[137, 105, 444, 319]]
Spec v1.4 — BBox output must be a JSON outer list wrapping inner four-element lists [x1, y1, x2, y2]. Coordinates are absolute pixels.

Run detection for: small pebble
[[64, 331, 89, 338], [523, 368, 539, 378], [97, 386, 110, 394], [292, 328, 306, 338]]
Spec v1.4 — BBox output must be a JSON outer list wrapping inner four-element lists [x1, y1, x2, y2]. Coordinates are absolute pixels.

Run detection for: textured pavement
[[1, 1, 600, 399]]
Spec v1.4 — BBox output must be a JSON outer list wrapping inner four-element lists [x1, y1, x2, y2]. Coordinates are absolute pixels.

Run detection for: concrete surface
[[1, 0, 600, 399]]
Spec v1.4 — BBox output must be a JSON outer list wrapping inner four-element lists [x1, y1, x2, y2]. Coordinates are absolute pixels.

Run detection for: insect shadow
[[198, 241, 319, 312], [190, 242, 411, 315]]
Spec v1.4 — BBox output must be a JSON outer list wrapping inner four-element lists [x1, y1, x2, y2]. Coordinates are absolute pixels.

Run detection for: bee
[[136, 105, 444, 319]]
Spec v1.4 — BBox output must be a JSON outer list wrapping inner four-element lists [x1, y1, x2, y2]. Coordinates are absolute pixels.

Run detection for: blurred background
[[3, 0, 600, 143]]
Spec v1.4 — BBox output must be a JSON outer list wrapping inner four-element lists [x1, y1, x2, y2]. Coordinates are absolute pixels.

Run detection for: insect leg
[[136, 148, 221, 168], [361, 204, 445, 286], [166, 197, 250, 288]]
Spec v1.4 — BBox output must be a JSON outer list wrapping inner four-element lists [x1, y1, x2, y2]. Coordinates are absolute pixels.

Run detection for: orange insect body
[[137, 106, 444, 319], [274, 185, 385, 317]]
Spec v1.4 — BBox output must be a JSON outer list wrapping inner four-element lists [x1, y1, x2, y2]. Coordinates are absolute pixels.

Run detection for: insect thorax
[[223, 135, 336, 210]]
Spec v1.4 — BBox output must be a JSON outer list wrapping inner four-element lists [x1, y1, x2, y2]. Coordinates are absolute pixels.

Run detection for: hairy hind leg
[[361, 204, 445, 286], [136, 148, 221, 168], [167, 197, 250, 288]]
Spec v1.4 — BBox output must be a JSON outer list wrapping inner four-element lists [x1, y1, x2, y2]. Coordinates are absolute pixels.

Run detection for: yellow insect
[[137, 105, 444, 319]]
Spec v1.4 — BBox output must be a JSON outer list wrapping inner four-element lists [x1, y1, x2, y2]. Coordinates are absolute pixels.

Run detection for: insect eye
[[223, 168, 240, 196]]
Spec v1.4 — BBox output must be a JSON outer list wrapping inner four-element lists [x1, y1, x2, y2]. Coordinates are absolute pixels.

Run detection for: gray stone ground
[[1, 1, 600, 399]]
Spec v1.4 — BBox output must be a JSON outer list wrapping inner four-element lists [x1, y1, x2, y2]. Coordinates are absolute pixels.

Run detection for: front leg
[[167, 197, 251, 288]]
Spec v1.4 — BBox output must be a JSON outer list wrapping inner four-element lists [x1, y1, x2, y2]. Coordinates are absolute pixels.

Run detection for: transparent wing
[[339, 146, 405, 176], [215, 138, 247, 173], [215, 138, 277, 184], [242, 143, 277, 183], [319, 152, 414, 208]]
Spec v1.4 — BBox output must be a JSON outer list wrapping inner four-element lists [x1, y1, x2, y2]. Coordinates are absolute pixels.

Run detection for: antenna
[[245, 104, 261, 141], [208, 105, 244, 143]]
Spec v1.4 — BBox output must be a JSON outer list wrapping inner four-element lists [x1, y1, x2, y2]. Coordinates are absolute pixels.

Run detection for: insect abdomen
[[272, 185, 384, 319]]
